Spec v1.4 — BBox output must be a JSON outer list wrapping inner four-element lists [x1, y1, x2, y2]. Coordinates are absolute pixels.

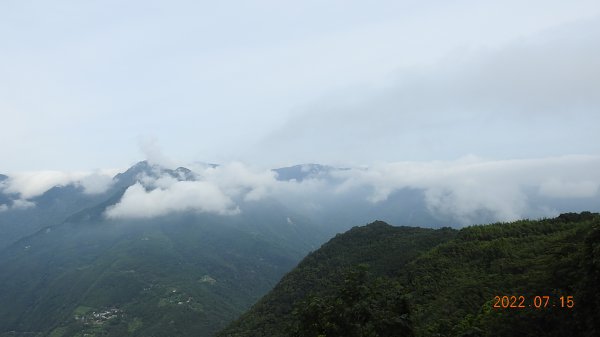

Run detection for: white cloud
[[539, 179, 599, 198], [2, 170, 114, 199], [0, 198, 35, 212], [3, 171, 88, 198], [2, 1, 598, 171], [3, 155, 598, 224], [138, 136, 177, 168], [198, 162, 280, 202], [256, 17, 600, 165], [79, 173, 115, 195], [105, 162, 302, 219], [11, 198, 36, 210], [104, 155, 600, 223], [332, 155, 600, 224], [104, 181, 239, 219]]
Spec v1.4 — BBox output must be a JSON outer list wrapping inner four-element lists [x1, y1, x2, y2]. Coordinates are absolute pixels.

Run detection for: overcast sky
[[1, 0, 599, 171]]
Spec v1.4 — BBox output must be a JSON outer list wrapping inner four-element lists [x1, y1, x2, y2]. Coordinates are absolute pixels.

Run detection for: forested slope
[[219, 212, 600, 337]]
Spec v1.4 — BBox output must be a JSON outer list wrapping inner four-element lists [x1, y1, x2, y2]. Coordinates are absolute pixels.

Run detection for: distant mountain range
[[0, 161, 441, 251], [4, 161, 599, 251], [0, 162, 329, 336], [1, 162, 599, 336], [272, 163, 341, 182]]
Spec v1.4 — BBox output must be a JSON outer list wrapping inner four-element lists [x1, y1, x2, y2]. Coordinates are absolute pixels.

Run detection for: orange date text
[[492, 295, 574, 309]]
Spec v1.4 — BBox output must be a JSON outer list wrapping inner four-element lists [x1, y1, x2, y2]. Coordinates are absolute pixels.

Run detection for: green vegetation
[[0, 162, 331, 337], [219, 212, 600, 337], [0, 204, 326, 337], [218, 222, 456, 336], [293, 265, 413, 337], [1, 204, 598, 337]]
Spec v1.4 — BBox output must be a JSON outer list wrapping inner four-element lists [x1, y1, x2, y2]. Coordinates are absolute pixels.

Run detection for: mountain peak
[[272, 163, 336, 182], [367, 220, 392, 228], [112, 161, 197, 188]]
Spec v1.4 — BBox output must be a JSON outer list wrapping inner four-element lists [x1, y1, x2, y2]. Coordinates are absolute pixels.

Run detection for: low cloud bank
[[101, 155, 600, 224], [0, 198, 35, 212], [105, 162, 283, 219], [105, 181, 239, 218], [0, 171, 115, 199], [3, 156, 599, 225], [332, 155, 600, 223]]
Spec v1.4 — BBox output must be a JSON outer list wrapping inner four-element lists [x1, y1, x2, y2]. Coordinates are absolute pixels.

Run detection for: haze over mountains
[[1, 1, 599, 336], [1, 157, 598, 336], [0, 161, 328, 336], [2, 155, 600, 246]]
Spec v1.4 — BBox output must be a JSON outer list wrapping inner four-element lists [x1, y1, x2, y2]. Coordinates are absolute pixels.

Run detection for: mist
[[4, 154, 596, 226]]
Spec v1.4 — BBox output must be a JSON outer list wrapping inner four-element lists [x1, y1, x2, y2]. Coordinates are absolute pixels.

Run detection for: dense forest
[[219, 212, 600, 337]]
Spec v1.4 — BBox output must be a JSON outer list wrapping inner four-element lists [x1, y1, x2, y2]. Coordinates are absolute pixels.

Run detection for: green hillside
[[218, 212, 600, 337], [0, 203, 326, 337]]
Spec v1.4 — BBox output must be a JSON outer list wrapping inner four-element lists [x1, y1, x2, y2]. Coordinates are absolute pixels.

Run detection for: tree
[[293, 265, 414, 337]]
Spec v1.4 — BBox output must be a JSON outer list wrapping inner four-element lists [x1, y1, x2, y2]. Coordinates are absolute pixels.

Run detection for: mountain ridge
[[0, 162, 333, 337], [219, 212, 600, 337]]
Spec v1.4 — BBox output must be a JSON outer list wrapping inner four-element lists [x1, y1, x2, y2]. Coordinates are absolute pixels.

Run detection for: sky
[[1, 0, 600, 226], [1, 0, 599, 172]]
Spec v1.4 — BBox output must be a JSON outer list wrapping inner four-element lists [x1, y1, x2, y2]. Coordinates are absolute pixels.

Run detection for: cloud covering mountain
[[3, 155, 598, 225], [1, 170, 116, 198], [105, 181, 240, 218], [333, 155, 600, 223]]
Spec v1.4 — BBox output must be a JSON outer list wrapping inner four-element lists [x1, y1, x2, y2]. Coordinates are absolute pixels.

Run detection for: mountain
[[0, 174, 10, 206], [112, 161, 196, 188], [271, 164, 444, 235], [0, 162, 329, 337], [3, 160, 599, 337], [0, 161, 207, 250], [272, 164, 339, 182], [0, 182, 117, 250], [4, 161, 599, 249], [218, 212, 600, 337]]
